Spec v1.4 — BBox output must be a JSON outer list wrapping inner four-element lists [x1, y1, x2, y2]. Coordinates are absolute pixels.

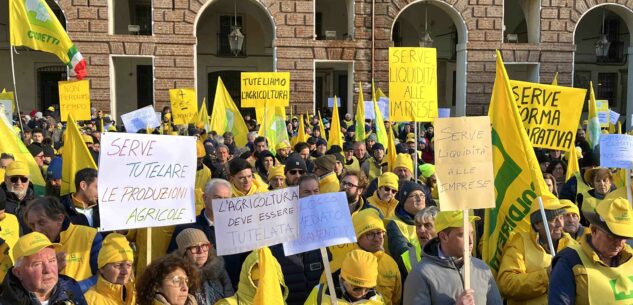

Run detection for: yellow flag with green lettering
[[10, 0, 87, 78], [483, 51, 557, 275]]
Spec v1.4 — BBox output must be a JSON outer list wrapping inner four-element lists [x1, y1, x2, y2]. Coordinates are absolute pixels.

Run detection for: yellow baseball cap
[[5, 161, 29, 177], [529, 197, 571, 216], [591, 197, 633, 238], [435, 211, 480, 233], [13, 232, 60, 261], [341, 250, 378, 288]]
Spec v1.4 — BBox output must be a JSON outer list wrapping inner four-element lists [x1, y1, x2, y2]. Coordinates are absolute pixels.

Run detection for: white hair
[[204, 179, 231, 196]]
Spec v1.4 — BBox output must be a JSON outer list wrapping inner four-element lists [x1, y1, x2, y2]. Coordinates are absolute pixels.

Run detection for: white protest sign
[[439, 108, 451, 118], [364, 99, 390, 120], [121, 106, 162, 133], [0, 101, 12, 122], [327, 97, 341, 108], [97, 133, 197, 231], [283, 192, 356, 256], [610, 110, 621, 125], [600, 134, 633, 169], [212, 187, 300, 256]]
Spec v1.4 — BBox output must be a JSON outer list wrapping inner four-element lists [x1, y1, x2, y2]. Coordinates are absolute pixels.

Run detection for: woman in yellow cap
[[84, 233, 136, 305], [267, 165, 286, 190], [305, 249, 384, 305]]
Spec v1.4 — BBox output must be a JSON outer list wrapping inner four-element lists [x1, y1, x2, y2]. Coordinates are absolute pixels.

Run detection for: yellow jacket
[[344, 157, 361, 173], [319, 172, 340, 194], [0, 213, 20, 282], [304, 283, 385, 305], [84, 274, 136, 305], [367, 193, 398, 220], [231, 177, 268, 197], [126, 226, 174, 276], [58, 222, 101, 281], [214, 249, 289, 305], [497, 230, 576, 305], [195, 165, 212, 214]]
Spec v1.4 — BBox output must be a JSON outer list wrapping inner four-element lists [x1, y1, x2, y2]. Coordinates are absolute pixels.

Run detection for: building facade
[[0, 0, 631, 130]]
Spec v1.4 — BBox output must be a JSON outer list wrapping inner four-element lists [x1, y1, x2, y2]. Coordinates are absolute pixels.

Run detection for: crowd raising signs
[[212, 187, 300, 256], [240, 72, 290, 108], [97, 133, 197, 231], [59, 80, 91, 122], [389, 47, 438, 122], [169, 88, 198, 125], [509, 80, 586, 151], [435, 116, 495, 211]]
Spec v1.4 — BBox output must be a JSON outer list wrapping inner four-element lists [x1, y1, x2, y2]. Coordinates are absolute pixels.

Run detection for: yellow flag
[[61, 114, 97, 196], [587, 82, 601, 149], [209, 77, 249, 147], [0, 112, 46, 195], [373, 98, 388, 146], [483, 51, 557, 275], [317, 111, 328, 142], [327, 97, 343, 149], [10, 0, 87, 78], [197, 98, 210, 130], [386, 124, 397, 172], [253, 247, 284, 305], [296, 114, 308, 143], [355, 82, 366, 142], [551, 72, 558, 86], [258, 104, 288, 155], [565, 146, 580, 182]]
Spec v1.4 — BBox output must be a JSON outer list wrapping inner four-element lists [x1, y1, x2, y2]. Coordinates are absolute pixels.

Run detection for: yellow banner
[[509, 80, 586, 151], [169, 88, 198, 125], [388, 47, 438, 122], [241, 72, 290, 108], [435, 116, 495, 211], [59, 80, 91, 122], [596, 99, 610, 128]]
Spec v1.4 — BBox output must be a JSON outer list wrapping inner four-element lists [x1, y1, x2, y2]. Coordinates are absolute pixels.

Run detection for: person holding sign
[[549, 197, 633, 305], [367, 172, 400, 219], [23, 197, 103, 283], [497, 198, 576, 305], [83, 233, 136, 305], [402, 211, 501, 305], [304, 249, 385, 305]]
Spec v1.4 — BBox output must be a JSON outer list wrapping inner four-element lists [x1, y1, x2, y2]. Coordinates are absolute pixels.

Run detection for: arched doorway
[[391, 0, 468, 116], [194, 0, 275, 116], [574, 4, 633, 131], [0, 0, 68, 113]]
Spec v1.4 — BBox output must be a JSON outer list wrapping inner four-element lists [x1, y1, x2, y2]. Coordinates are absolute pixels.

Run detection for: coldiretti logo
[[609, 276, 633, 300]]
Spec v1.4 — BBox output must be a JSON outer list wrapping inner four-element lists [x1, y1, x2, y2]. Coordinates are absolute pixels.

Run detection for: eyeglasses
[[187, 243, 211, 254], [341, 181, 358, 189], [595, 226, 625, 242], [288, 170, 305, 175], [407, 193, 426, 201], [382, 187, 398, 194], [363, 230, 385, 240], [164, 275, 189, 287], [10, 176, 29, 184]]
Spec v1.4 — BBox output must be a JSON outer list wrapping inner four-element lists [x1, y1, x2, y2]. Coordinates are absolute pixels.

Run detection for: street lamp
[[228, 0, 244, 56], [595, 9, 610, 58], [419, 5, 433, 47]]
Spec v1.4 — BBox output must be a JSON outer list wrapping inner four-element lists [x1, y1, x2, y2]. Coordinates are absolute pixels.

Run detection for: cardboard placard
[[327, 97, 341, 108], [438, 108, 451, 118], [241, 72, 290, 108], [98, 133, 197, 231], [435, 116, 495, 210], [510, 80, 586, 151], [610, 110, 621, 125], [389, 47, 438, 122], [600, 134, 633, 169], [169, 88, 198, 125], [596, 100, 610, 127], [59, 80, 91, 122], [212, 187, 300, 256], [364, 99, 390, 120], [121, 106, 162, 133], [283, 192, 356, 255]]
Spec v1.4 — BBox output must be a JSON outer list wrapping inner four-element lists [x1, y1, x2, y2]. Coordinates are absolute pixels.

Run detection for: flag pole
[[414, 123, 419, 180], [537, 196, 556, 256], [9, 47, 25, 134], [320, 247, 339, 305], [626, 169, 632, 206], [462, 210, 471, 290]]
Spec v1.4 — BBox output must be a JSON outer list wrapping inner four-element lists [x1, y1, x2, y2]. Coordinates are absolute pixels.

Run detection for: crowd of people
[[0, 104, 632, 305]]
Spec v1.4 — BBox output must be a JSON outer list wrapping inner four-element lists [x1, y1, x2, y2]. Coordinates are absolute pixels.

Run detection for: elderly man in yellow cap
[[268, 165, 286, 190], [0, 232, 88, 305], [562, 200, 586, 240], [83, 233, 135, 305], [1, 161, 36, 232], [325, 208, 401, 305], [367, 172, 400, 219], [498, 199, 577, 305], [549, 197, 633, 305], [306, 249, 385, 304], [403, 210, 501, 305]]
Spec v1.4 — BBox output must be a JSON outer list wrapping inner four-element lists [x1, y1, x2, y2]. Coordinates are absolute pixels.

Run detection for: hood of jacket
[[235, 249, 289, 304], [421, 237, 464, 270]]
